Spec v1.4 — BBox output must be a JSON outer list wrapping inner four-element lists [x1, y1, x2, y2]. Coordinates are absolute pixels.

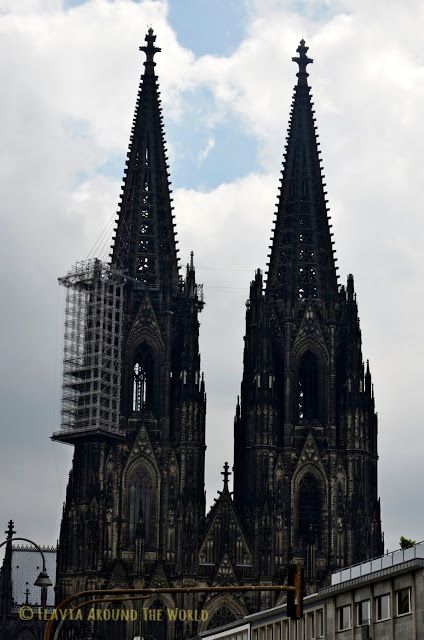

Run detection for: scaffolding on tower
[[52, 258, 125, 444]]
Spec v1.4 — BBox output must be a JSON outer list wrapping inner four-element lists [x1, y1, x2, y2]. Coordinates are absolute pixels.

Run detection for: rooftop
[[331, 540, 424, 585]]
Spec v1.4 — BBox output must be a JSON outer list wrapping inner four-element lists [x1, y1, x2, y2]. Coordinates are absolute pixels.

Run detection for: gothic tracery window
[[128, 463, 157, 550], [102, 606, 127, 640], [207, 606, 237, 630], [133, 362, 147, 410], [144, 600, 167, 640], [132, 344, 155, 412], [298, 472, 322, 549], [297, 350, 320, 422]]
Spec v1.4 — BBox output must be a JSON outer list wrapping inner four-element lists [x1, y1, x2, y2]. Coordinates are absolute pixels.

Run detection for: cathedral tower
[[233, 40, 383, 591], [54, 29, 206, 638], [52, 33, 384, 638]]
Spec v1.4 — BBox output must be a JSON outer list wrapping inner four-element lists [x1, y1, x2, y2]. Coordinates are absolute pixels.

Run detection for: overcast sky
[[0, 0, 423, 558]]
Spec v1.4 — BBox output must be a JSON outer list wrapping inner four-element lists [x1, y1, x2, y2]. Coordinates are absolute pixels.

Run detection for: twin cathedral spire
[[233, 37, 382, 590], [54, 30, 383, 638], [111, 28, 179, 291]]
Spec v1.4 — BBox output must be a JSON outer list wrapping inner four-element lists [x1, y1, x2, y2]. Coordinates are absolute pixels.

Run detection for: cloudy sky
[[0, 0, 423, 558]]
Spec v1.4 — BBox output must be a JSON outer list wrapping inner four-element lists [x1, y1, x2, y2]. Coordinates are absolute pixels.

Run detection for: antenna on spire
[[292, 39, 313, 84], [140, 27, 161, 72]]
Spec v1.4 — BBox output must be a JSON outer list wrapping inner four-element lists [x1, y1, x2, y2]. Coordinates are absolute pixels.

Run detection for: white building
[[195, 543, 424, 640]]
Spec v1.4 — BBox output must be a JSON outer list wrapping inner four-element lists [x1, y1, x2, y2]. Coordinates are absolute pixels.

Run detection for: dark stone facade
[[51, 32, 383, 639]]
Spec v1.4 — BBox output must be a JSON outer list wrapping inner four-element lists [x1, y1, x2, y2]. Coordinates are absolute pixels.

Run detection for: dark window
[[376, 593, 390, 621], [357, 600, 370, 625], [144, 599, 167, 640], [396, 588, 411, 616], [132, 344, 154, 412], [207, 606, 237, 631], [316, 609, 323, 637], [297, 351, 319, 422], [102, 607, 127, 640], [306, 610, 324, 639], [133, 362, 147, 410], [307, 612, 315, 639], [298, 473, 322, 548], [337, 605, 351, 631], [128, 464, 157, 550]]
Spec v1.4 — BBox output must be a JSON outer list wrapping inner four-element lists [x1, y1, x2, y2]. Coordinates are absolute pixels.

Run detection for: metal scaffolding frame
[[55, 258, 124, 438]]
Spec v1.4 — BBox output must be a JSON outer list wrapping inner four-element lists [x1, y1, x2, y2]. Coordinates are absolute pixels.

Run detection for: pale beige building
[[194, 543, 424, 640]]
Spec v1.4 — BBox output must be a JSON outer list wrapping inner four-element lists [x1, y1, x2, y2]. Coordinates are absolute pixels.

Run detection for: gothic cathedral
[[53, 31, 383, 639]]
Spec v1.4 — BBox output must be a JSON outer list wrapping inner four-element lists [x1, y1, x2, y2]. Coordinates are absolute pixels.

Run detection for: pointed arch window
[[101, 606, 127, 640], [297, 350, 320, 422], [298, 472, 322, 549], [128, 463, 157, 551], [207, 606, 237, 631], [206, 536, 214, 564], [144, 599, 167, 639], [132, 344, 155, 412], [133, 362, 147, 411], [337, 484, 344, 516]]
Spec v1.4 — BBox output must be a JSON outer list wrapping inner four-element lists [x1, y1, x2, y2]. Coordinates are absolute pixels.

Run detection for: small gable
[[127, 293, 164, 352], [107, 560, 129, 589], [199, 492, 252, 568]]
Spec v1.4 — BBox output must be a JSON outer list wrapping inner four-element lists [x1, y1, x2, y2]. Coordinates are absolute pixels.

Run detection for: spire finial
[[5, 520, 15, 540], [221, 461, 231, 490], [140, 27, 161, 72], [292, 39, 313, 84], [190, 251, 194, 270]]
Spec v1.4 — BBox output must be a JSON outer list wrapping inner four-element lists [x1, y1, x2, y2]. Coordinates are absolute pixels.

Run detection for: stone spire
[[266, 39, 338, 310], [111, 28, 179, 289]]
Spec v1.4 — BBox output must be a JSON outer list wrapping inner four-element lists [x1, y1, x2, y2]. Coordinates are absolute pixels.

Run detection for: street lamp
[[0, 522, 54, 640], [0, 529, 53, 591], [34, 570, 53, 588]]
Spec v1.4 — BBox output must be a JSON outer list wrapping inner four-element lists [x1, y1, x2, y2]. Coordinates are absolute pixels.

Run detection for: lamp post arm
[[0, 537, 47, 571]]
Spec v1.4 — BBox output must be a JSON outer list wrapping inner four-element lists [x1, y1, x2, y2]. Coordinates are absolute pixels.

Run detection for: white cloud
[[197, 136, 215, 163]]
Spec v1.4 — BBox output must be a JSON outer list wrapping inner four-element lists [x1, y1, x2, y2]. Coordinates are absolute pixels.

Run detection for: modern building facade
[[193, 542, 424, 640], [48, 30, 383, 639]]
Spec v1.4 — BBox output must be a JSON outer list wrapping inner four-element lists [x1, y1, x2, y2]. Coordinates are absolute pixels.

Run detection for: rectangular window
[[337, 605, 351, 631], [396, 588, 411, 616], [307, 612, 315, 639], [376, 593, 390, 621], [316, 609, 324, 637], [357, 600, 370, 626]]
